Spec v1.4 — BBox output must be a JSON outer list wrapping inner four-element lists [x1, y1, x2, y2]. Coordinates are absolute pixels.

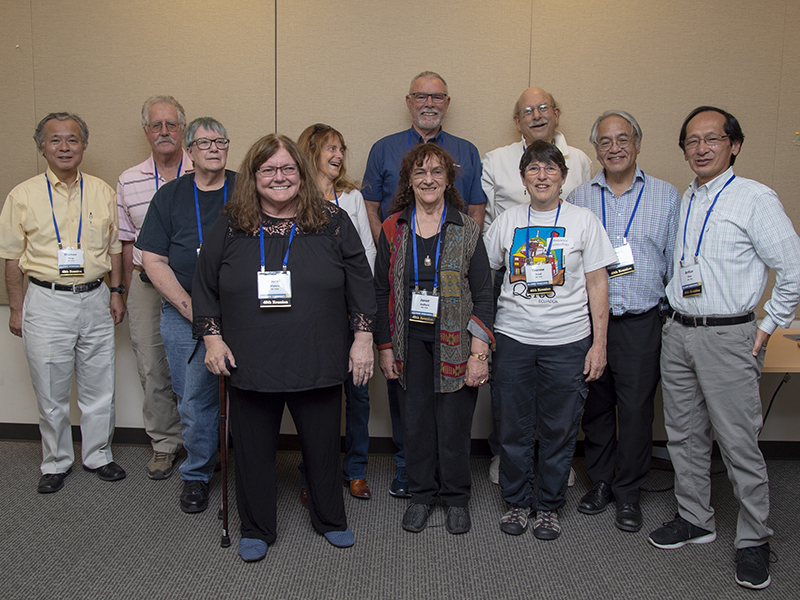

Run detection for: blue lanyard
[[194, 176, 227, 249], [526, 202, 561, 263], [601, 174, 645, 241], [407, 129, 444, 151], [153, 155, 184, 191], [333, 189, 339, 207], [680, 174, 735, 264], [259, 218, 298, 272], [411, 206, 446, 290], [46, 175, 83, 249]]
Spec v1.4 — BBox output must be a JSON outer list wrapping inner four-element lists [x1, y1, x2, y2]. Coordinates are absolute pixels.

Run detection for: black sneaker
[[180, 480, 209, 513], [500, 504, 531, 535], [389, 466, 411, 499], [648, 514, 716, 549], [402, 503, 432, 533], [445, 506, 471, 535], [735, 543, 772, 590]]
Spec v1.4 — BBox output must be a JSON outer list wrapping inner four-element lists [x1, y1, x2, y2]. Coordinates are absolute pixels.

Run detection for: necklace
[[415, 211, 442, 267]]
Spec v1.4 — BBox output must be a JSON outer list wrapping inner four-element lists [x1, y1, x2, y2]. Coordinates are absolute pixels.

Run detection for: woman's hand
[[378, 347, 399, 380], [349, 331, 374, 386], [465, 355, 489, 387], [204, 334, 237, 376]]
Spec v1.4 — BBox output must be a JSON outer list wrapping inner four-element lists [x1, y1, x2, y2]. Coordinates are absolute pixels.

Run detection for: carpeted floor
[[1, 440, 798, 600]]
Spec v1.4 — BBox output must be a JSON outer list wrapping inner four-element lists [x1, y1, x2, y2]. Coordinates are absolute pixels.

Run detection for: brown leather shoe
[[300, 487, 308, 508], [348, 479, 371, 499]]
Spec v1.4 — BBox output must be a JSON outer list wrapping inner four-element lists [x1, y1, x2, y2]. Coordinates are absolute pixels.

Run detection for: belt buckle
[[73, 283, 88, 294]]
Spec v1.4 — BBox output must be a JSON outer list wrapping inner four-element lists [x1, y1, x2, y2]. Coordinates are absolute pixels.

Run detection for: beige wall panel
[[276, 0, 532, 183], [28, 0, 276, 185], [773, 1, 800, 224], [529, 0, 787, 194]]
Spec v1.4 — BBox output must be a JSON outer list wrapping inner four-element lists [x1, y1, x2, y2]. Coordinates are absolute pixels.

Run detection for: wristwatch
[[470, 352, 488, 361], [109, 285, 126, 295]]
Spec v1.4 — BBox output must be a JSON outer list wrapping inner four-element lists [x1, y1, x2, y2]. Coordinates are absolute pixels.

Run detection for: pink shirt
[[116, 150, 193, 266]]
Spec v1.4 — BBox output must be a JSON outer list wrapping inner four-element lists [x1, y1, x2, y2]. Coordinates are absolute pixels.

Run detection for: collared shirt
[[362, 127, 486, 220], [568, 167, 681, 315], [117, 149, 193, 267], [665, 167, 800, 333], [480, 132, 592, 232], [0, 168, 120, 283]]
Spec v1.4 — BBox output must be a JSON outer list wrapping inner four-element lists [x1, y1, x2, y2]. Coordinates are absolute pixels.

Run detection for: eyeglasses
[[257, 164, 299, 178], [524, 164, 561, 176], [191, 138, 230, 150], [147, 120, 180, 133], [596, 136, 634, 152], [409, 93, 448, 104], [412, 167, 447, 180], [684, 134, 729, 150], [517, 104, 553, 118]]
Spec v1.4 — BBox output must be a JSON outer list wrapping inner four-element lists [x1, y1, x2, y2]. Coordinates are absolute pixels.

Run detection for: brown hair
[[297, 124, 358, 193], [227, 134, 327, 233], [388, 143, 464, 214]]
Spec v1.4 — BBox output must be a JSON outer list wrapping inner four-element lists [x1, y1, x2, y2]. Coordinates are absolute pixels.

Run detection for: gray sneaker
[[500, 505, 530, 535], [147, 451, 176, 480], [445, 506, 471, 534], [533, 510, 561, 540], [402, 503, 432, 533]]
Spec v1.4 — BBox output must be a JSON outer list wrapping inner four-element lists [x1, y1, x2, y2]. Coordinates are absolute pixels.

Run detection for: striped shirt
[[116, 150, 193, 266], [665, 167, 800, 334], [568, 167, 681, 315]]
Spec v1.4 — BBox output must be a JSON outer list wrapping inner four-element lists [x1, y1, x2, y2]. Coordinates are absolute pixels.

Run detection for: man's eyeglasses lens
[[518, 104, 552, 118], [411, 93, 447, 104], [148, 121, 180, 133], [684, 135, 729, 150], [597, 137, 633, 152]]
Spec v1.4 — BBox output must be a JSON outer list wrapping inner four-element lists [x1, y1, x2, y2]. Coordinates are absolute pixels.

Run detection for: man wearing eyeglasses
[[480, 86, 592, 487], [567, 110, 680, 534], [0, 112, 127, 493], [648, 106, 800, 590], [481, 87, 592, 233], [362, 71, 487, 499], [117, 96, 193, 481], [137, 117, 235, 514]]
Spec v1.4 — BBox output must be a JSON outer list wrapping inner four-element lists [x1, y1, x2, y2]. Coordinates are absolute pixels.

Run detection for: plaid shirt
[[568, 167, 680, 315], [664, 167, 800, 333]]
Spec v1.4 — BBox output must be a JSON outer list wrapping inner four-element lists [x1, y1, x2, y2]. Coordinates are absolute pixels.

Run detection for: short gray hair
[[184, 117, 228, 147], [590, 110, 643, 148], [409, 71, 448, 93], [33, 112, 89, 150], [141, 95, 187, 128]]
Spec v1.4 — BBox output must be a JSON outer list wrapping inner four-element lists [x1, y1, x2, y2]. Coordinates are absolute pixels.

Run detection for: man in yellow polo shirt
[[0, 112, 127, 493]]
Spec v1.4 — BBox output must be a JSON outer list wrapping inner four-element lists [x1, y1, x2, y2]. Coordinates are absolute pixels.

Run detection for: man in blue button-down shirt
[[362, 71, 486, 498], [568, 110, 680, 534]]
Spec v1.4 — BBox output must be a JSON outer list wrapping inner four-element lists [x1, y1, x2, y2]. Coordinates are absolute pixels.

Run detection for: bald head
[[514, 87, 560, 145]]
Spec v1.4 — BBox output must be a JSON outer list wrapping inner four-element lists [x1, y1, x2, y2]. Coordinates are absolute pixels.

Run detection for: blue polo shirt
[[362, 127, 486, 220]]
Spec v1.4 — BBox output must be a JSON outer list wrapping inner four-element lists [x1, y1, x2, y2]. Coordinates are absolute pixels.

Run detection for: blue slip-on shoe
[[238, 538, 268, 562], [324, 527, 354, 548]]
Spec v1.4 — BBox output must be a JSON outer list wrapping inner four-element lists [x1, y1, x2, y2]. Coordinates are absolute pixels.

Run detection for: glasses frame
[[596, 136, 635, 152], [147, 120, 180, 133], [517, 104, 553, 118], [684, 134, 730, 150], [256, 164, 299, 178], [524, 163, 561, 176], [409, 92, 448, 105], [191, 137, 230, 151]]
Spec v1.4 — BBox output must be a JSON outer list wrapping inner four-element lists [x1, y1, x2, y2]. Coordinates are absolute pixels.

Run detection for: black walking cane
[[219, 374, 231, 548]]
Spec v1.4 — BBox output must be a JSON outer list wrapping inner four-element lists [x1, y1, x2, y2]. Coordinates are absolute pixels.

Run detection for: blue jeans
[[342, 379, 370, 480], [160, 302, 219, 482], [494, 333, 590, 511]]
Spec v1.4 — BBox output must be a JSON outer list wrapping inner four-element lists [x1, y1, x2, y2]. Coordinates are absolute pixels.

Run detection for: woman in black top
[[192, 134, 375, 561], [375, 143, 494, 535]]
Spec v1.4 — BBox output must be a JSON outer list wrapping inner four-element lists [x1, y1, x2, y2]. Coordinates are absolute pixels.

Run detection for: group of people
[[2, 71, 798, 590]]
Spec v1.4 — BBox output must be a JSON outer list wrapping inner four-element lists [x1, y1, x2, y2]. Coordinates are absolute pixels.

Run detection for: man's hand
[[753, 328, 770, 356], [110, 292, 126, 325]]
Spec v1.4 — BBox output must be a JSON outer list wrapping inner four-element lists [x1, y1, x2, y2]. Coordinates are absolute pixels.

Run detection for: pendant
[[424, 255, 432, 267]]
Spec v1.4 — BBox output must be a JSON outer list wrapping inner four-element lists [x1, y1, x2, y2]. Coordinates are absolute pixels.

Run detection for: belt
[[667, 308, 755, 328], [29, 276, 103, 294]]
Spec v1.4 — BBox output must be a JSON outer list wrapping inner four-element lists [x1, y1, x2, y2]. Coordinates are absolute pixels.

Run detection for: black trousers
[[229, 384, 346, 544], [581, 307, 661, 503], [398, 337, 478, 507]]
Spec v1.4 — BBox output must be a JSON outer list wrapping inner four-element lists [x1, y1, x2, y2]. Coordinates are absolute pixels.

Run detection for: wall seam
[[274, 0, 279, 130], [770, 0, 789, 189], [527, 0, 534, 85]]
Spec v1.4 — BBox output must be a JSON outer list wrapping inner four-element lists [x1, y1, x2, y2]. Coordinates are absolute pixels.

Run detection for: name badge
[[680, 263, 703, 297], [410, 290, 439, 324], [525, 262, 555, 296], [58, 247, 85, 276], [608, 242, 635, 278], [258, 270, 292, 307]]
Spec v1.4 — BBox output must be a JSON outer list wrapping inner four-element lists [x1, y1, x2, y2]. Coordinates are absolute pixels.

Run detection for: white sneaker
[[568, 466, 575, 487], [489, 455, 500, 485]]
